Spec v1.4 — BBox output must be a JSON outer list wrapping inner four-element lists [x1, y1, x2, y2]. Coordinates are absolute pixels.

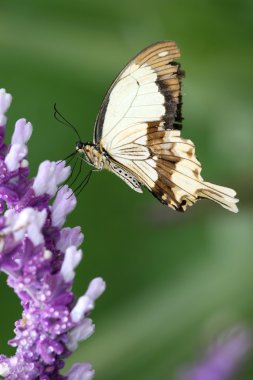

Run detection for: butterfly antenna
[[54, 103, 82, 141]]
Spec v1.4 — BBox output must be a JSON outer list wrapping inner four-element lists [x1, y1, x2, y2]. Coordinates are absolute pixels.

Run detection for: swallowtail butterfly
[[73, 41, 239, 212]]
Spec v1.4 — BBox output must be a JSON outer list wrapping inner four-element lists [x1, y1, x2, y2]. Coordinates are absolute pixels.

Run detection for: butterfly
[[59, 41, 239, 212]]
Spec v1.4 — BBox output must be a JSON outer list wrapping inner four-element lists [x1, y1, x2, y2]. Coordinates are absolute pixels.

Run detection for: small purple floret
[[0, 89, 105, 379], [65, 363, 95, 380]]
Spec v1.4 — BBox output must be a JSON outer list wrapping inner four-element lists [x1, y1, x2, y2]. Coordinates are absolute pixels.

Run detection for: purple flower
[[177, 325, 252, 380], [0, 89, 106, 379]]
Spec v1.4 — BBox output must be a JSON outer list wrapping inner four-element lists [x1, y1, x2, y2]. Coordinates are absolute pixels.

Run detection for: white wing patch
[[158, 51, 169, 57], [102, 76, 139, 134], [110, 142, 150, 161], [101, 63, 165, 145]]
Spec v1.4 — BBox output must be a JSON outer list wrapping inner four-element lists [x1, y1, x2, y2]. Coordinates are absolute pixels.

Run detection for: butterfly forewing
[[93, 41, 239, 212], [94, 41, 183, 144]]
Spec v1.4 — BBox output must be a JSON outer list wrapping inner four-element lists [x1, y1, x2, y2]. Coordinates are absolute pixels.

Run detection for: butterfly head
[[76, 141, 85, 153], [76, 141, 104, 170]]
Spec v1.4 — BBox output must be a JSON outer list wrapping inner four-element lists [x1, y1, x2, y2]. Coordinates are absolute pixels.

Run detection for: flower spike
[[0, 88, 105, 379]]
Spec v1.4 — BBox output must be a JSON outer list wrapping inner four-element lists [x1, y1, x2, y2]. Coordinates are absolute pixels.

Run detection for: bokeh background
[[1, 1, 253, 379]]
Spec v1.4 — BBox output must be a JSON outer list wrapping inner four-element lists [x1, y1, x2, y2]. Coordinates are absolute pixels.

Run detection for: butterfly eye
[[76, 141, 83, 150]]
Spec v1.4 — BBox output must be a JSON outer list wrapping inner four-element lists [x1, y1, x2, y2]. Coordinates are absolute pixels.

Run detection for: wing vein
[[101, 80, 140, 141]]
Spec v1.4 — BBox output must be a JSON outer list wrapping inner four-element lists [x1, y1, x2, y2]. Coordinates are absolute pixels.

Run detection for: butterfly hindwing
[[106, 124, 238, 212], [107, 160, 142, 193], [105, 126, 201, 210]]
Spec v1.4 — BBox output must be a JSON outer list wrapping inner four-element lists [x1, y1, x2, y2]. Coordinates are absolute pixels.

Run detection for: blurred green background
[[0, 0, 253, 379]]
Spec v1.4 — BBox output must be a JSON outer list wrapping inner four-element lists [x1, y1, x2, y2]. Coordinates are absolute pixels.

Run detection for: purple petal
[[36, 337, 64, 365], [2, 208, 46, 245], [56, 227, 84, 252], [5, 144, 27, 171], [33, 161, 57, 196], [15, 208, 46, 245], [67, 319, 94, 352], [66, 363, 95, 380], [11, 118, 32, 145], [55, 161, 71, 184], [0, 361, 10, 377], [71, 278, 106, 323], [25, 209, 47, 245], [0, 89, 12, 126], [60, 246, 82, 282], [33, 161, 70, 196], [52, 186, 76, 227], [85, 277, 106, 301]]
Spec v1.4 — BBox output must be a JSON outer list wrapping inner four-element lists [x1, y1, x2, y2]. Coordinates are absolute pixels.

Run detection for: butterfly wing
[[108, 127, 238, 212], [94, 41, 183, 144], [94, 41, 239, 212]]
